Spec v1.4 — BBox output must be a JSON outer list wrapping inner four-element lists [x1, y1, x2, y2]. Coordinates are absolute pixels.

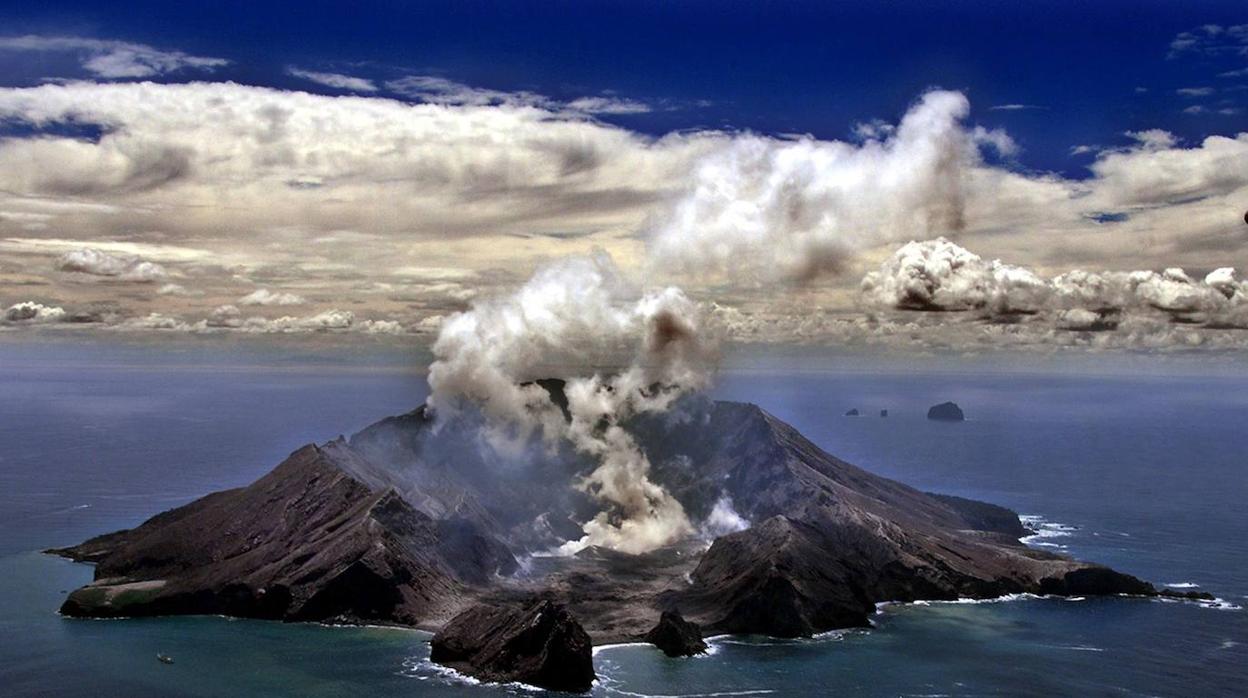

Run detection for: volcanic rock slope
[[52, 395, 1167, 640]]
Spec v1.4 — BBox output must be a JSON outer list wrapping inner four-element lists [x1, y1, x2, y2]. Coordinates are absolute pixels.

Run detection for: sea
[[1, 337, 1245, 697]]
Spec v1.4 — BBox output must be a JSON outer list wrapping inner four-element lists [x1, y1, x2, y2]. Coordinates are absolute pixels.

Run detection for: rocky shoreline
[[47, 393, 1211, 691]]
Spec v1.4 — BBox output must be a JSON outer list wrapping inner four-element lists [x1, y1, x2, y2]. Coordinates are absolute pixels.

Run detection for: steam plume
[[427, 91, 1011, 554], [428, 252, 714, 554], [647, 90, 999, 283]]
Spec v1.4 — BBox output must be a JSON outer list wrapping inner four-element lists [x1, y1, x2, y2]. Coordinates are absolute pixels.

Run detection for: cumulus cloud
[[0, 80, 1245, 353], [3, 300, 65, 324], [647, 91, 988, 283], [860, 237, 1049, 314], [239, 288, 306, 306], [0, 35, 227, 78], [287, 67, 377, 92], [864, 238, 1248, 336], [1055, 308, 1118, 332], [56, 247, 167, 282], [429, 251, 713, 554], [358, 318, 404, 335], [1087, 131, 1248, 206]]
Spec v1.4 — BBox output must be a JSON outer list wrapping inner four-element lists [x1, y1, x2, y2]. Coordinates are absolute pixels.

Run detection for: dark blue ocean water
[[1, 340, 1245, 697]]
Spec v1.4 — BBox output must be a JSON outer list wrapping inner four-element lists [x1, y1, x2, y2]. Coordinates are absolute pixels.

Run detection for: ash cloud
[[428, 252, 716, 554]]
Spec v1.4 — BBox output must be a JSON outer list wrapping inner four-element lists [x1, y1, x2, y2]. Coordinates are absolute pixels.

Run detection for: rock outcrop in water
[[927, 401, 965, 421], [50, 390, 1187, 689], [430, 599, 595, 692], [643, 609, 707, 657]]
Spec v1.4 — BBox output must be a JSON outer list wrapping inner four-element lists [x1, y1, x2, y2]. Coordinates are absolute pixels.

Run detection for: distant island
[[928, 401, 966, 421], [48, 385, 1206, 691]]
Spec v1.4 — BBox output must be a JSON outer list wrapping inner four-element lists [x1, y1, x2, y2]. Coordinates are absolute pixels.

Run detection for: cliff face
[[54, 439, 511, 625], [52, 397, 1174, 643]]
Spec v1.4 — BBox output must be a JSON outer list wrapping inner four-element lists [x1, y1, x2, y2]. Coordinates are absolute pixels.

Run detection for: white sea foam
[[593, 641, 651, 656], [1163, 582, 1200, 589], [1019, 514, 1078, 550], [1194, 598, 1242, 611], [909, 593, 1039, 606], [398, 657, 548, 693], [604, 690, 776, 698]]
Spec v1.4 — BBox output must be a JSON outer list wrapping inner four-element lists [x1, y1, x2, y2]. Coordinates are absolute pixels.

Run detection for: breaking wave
[[1019, 514, 1078, 550]]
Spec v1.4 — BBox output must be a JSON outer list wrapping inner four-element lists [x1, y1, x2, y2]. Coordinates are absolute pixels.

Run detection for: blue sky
[[2, 0, 1245, 177]]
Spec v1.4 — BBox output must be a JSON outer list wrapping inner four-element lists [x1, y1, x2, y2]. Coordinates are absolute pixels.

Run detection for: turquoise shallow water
[[1, 341, 1246, 696]]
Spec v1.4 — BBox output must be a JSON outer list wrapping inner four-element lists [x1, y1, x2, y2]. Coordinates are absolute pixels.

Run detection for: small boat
[[157, 654, 174, 665]]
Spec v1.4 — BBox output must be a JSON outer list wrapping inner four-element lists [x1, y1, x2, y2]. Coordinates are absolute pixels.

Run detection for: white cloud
[[648, 90, 982, 283], [1089, 131, 1248, 206], [0, 81, 1245, 352], [1177, 87, 1215, 97], [860, 237, 1049, 314], [563, 96, 652, 115], [359, 318, 404, 335], [1055, 308, 1116, 332], [384, 75, 553, 108], [1124, 129, 1178, 150], [989, 103, 1044, 111], [3, 300, 65, 323], [385, 74, 652, 115], [1168, 24, 1248, 59], [287, 67, 377, 92], [0, 80, 713, 249], [156, 282, 199, 296], [239, 288, 306, 306], [863, 238, 1248, 343], [0, 35, 227, 78], [117, 312, 192, 331], [56, 247, 167, 282]]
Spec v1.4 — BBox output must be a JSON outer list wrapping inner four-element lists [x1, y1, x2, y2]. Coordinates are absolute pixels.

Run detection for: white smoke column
[[428, 252, 714, 555], [647, 90, 1003, 283]]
